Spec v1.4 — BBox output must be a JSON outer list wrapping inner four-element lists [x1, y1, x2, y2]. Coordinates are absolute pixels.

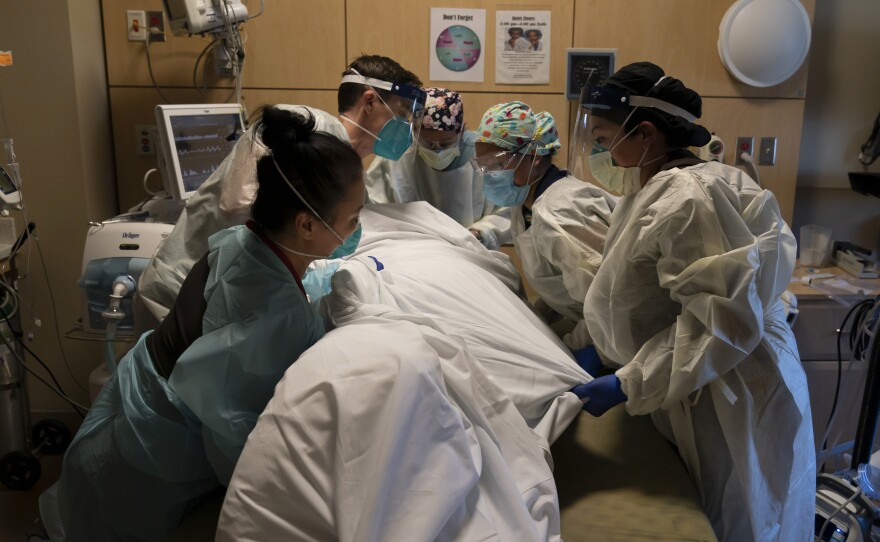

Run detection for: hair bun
[[258, 106, 317, 155]]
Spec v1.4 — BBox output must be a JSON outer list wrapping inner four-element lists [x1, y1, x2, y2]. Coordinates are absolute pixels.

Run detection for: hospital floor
[[0, 414, 79, 542], [0, 454, 60, 541]]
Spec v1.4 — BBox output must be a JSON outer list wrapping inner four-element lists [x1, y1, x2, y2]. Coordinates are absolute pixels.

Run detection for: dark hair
[[526, 29, 542, 38], [338, 55, 422, 114], [508, 27, 524, 35], [597, 61, 711, 148], [251, 106, 362, 233]]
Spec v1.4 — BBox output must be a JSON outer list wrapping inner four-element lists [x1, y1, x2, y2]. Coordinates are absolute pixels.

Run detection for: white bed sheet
[[217, 202, 588, 542]]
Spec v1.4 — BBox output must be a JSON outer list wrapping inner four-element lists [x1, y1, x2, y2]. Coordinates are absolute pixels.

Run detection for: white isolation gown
[[584, 161, 815, 541], [511, 173, 616, 348], [365, 131, 511, 249], [137, 105, 347, 321], [217, 202, 588, 542]]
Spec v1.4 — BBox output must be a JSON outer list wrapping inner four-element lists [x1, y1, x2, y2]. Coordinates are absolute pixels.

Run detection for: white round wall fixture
[[718, 0, 811, 88]]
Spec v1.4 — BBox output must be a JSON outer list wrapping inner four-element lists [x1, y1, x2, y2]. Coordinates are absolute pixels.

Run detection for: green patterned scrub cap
[[476, 101, 560, 155]]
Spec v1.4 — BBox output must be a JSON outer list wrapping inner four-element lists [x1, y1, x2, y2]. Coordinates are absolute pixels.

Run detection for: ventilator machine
[[73, 103, 243, 400]]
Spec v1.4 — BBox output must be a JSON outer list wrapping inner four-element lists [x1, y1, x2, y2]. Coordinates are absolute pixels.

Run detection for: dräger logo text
[[122, 232, 141, 239]]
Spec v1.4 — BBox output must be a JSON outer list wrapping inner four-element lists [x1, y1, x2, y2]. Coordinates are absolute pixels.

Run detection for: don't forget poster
[[429, 8, 487, 83]]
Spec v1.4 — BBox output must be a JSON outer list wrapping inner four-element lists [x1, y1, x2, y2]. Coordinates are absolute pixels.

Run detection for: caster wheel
[[0, 450, 41, 490], [32, 418, 72, 455]]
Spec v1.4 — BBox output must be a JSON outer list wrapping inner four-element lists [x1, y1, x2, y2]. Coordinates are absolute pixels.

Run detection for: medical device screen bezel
[[154, 103, 245, 201], [0, 163, 21, 206]]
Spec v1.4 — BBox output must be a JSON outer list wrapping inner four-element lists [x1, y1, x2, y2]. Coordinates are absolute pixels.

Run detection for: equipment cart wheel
[[31, 418, 72, 455], [0, 450, 41, 490]]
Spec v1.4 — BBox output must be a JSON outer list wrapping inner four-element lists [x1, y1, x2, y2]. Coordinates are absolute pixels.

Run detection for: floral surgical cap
[[475, 101, 560, 155], [421, 88, 463, 132]]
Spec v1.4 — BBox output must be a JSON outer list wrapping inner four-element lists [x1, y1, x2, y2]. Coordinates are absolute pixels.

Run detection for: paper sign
[[429, 8, 486, 83], [0, 52, 13, 67], [495, 11, 550, 85]]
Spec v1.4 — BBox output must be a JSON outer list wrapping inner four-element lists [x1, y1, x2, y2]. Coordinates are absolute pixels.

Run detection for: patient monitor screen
[[0, 164, 17, 195], [169, 113, 242, 193]]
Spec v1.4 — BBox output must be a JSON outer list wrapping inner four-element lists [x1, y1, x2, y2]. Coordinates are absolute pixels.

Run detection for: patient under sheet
[[217, 202, 588, 542]]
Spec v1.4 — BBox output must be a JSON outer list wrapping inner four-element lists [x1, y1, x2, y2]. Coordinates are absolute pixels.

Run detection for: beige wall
[[571, 0, 815, 221], [3, 0, 825, 413], [0, 0, 116, 413], [793, 0, 880, 254], [103, 0, 814, 222]]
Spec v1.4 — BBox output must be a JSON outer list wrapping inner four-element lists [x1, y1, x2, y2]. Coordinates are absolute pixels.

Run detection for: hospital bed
[[172, 202, 716, 541]]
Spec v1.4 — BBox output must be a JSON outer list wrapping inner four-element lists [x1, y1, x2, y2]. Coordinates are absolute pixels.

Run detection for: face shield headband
[[568, 77, 696, 181]]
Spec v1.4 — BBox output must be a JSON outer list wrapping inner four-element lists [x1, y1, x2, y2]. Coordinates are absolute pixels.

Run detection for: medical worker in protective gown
[[365, 87, 511, 249], [38, 107, 366, 541], [568, 62, 815, 541], [471, 102, 616, 349], [136, 55, 424, 324]]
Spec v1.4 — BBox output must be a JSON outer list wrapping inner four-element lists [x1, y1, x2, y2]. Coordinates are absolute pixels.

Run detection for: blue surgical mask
[[482, 169, 530, 207], [373, 116, 413, 161], [328, 223, 362, 259]]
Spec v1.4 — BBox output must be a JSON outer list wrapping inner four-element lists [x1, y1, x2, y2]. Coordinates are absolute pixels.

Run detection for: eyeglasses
[[418, 131, 462, 151], [469, 140, 534, 173]]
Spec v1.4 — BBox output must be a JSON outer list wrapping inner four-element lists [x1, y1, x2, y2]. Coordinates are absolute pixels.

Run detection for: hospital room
[[0, 0, 879, 540]]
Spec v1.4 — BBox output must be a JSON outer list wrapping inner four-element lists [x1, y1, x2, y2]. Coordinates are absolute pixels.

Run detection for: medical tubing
[[850, 304, 880, 469], [818, 485, 863, 541], [0, 318, 88, 414], [0, 300, 74, 402], [104, 323, 118, 373], [100, 278, 135, 373]]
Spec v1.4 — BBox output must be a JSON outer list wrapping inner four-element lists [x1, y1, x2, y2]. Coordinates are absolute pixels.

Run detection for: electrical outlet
[[146, 10, 166, 42], [127, 10, 147, 41], [759, 137, 777, 166], [735, 136, 754, 166], [135, 125, 155, 155]]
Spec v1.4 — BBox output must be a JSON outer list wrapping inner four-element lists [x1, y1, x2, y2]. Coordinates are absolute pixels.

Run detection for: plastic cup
[[799, 225, 832, 268]]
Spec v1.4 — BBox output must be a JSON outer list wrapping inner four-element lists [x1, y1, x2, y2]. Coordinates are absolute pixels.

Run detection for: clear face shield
[[568, 83, 697, 193], [568, 85, 636, 184], [341, 73, 427, 161]]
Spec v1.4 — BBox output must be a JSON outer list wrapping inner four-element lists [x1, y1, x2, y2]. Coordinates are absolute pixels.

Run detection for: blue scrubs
[[40, 224, 325, 541]]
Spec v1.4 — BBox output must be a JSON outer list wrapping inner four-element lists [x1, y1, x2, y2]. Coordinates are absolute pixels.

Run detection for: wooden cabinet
[[789, 265, 879, 455]]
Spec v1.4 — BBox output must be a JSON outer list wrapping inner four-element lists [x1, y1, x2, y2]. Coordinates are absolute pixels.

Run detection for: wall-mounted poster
[[495, 10, 550, 85], [430, 8, 486, 83]]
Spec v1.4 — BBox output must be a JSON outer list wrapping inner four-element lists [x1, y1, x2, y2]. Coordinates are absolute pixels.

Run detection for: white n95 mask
[[588, 123, 664, 196], [418, 145, 460, 170]]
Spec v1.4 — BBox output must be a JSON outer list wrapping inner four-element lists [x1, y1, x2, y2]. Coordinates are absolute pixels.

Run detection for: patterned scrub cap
[[532, 111, 562, 156], [421, 88, 464, 132], [475, 102, 559, 155]]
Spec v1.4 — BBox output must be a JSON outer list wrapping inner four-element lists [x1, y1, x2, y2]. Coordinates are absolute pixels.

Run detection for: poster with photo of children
[[496, 10, 550, 84]]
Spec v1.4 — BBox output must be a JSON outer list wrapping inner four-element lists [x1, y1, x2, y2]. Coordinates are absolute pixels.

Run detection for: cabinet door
[[802, 360, 868, 468], [792, 300, 855, 361]]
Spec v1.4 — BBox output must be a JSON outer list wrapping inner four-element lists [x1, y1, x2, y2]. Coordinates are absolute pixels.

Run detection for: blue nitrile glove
[[571, 375, 627, 417], [572, 345, 602, 376], [302, 262, 340, 302]]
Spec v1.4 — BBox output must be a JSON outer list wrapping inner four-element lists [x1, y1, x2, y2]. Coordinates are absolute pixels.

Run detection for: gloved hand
[[302, 262, 340, 302], [571, 375, 627, 417], [572, 345, 602, 376]]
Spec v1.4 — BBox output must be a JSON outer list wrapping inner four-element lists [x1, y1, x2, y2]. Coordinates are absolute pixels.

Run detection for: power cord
[[818, 485, 863, 541], [144, 30, 172, 103], [821, 297, 879, 470], [0, 314, 88, 415], [739, 152, 761, 186]]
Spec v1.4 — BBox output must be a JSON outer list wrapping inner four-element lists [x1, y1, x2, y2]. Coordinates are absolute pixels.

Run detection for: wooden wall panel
[[109, 87, 339, 209], [573, 0, 815, 99], [346, 0, 574, 93], [699, 97, 805, 221], [566, 96, 803, 222], [102, 0, 346, 89]]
